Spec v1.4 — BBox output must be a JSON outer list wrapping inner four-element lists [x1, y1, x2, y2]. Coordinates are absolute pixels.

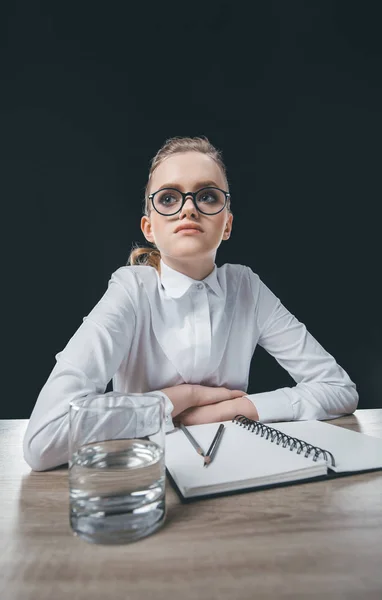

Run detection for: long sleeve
[[23, 269, 174, 472], [244, 270, 359, 422]]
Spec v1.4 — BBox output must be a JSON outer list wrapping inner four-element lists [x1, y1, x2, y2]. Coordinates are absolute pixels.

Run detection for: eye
[[198, 190, 219, 203], [158, 191, 178, 205]]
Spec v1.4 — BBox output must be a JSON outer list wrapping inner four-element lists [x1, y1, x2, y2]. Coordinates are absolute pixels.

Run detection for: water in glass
[[70, 438, 165, 544]]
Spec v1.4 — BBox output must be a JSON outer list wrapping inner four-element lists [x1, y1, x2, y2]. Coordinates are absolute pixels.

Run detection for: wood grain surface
[[1, 410, 382, 600]]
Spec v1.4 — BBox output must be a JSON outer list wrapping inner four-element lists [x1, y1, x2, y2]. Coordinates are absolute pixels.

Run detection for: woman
[[23, 136, 358, 471]]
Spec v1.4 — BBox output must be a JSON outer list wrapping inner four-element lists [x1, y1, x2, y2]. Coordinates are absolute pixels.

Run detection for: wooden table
[[1, 410, 382, 599]]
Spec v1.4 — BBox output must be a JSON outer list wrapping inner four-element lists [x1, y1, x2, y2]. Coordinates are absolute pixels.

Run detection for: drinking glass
[[69, 392, 166, 544]]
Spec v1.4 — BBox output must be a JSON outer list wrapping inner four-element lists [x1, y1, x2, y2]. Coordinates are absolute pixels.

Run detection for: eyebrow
[[157, 180, 220, 190]]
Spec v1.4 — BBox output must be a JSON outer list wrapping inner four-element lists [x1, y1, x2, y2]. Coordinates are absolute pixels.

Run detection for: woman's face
[[141, 152, 233, 263]]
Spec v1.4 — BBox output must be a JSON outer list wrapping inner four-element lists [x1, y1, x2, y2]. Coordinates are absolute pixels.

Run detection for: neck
[[161, 255, 216, 280]]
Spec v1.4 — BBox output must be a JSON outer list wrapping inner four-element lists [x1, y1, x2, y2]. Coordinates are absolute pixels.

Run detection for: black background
[[2, 1, 381, 419]]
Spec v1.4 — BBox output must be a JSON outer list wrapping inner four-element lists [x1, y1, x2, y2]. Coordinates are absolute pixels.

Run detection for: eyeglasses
[[148, 187, 230, 216]]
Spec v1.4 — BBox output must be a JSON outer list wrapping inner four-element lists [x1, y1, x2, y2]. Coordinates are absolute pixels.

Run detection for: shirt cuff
[[244, 389, 295, 423], [147, 390, 176, 433]]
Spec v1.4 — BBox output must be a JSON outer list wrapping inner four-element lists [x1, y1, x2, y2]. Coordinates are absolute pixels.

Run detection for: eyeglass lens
[[153, 188, 226, 215]]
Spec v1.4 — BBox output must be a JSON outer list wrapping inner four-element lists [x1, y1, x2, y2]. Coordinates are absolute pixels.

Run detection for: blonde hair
[[127, 135, 231, 273]]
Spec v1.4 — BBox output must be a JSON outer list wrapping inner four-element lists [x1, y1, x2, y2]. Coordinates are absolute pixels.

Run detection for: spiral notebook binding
[[232, 415, 336, 468]]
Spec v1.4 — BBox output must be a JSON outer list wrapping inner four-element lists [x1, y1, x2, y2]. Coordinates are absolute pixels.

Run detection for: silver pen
[[179, 423, 205, 456]]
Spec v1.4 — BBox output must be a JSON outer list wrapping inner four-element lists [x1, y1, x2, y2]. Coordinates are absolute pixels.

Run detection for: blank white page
[[270, 420, 382, 472]]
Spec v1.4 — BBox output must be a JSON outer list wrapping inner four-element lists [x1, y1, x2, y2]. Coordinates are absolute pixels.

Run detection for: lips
[[174, 224, 203, 233], [176, 229, 202, 235]]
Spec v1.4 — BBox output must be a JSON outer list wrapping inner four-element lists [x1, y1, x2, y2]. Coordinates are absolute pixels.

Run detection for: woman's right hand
[[161, 383, 247, 419]]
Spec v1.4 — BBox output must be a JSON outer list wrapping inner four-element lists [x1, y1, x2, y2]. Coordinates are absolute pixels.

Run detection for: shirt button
[[197, 283, 204, 290]]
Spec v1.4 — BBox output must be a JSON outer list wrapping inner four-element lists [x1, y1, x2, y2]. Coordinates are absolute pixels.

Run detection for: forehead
[[149, 152, 226, 192]]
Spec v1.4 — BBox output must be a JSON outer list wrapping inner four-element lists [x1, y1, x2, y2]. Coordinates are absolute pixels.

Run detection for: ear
[[223, 212, 233, 240], [141, 215, 155, 244]]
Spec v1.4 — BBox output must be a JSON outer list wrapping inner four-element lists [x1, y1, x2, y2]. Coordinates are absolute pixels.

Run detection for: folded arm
[[23, 269, 175, 472], [243, 270, 358, 422]]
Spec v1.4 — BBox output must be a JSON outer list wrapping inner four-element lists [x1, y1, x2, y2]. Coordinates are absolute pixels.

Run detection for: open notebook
[[165, 416, 382, 500]]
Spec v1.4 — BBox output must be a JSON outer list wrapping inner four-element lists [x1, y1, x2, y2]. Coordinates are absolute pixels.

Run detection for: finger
[[179, 404, 223, 426], [194, 386, 247, 407], [193, 385, 229, 406], [230, 390, 247, 398]]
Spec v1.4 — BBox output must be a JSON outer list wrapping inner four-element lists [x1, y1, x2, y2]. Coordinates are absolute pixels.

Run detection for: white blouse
[[23, 259, 358, 471]]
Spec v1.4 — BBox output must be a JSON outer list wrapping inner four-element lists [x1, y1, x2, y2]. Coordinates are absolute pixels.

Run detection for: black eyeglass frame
[[148, 186, 231, 216]]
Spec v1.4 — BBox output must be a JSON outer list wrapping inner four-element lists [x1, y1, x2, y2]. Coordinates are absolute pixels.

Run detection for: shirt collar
[[159, 258, 224, 299]]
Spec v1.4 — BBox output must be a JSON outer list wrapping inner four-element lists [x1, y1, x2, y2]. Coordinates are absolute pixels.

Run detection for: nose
[[179, 194, 198, 218]]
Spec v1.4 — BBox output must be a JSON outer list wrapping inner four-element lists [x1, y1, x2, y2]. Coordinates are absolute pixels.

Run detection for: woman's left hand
[[175, 395, 259, 426]]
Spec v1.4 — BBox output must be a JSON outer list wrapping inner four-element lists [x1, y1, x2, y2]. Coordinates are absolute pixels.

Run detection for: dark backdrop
[[2, 1, 381, 419]]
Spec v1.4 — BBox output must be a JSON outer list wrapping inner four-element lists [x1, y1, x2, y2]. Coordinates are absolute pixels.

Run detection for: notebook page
[[165, 420, 327, 496], [269, 420, 382, 472]]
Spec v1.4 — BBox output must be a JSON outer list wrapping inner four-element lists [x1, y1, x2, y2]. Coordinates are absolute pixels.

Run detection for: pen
[[203, 424, 225, 467], [179, 423, 205, 456]]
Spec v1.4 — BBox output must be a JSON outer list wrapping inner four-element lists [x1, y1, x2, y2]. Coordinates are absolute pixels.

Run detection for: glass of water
[[69, 392, 166, 544]]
